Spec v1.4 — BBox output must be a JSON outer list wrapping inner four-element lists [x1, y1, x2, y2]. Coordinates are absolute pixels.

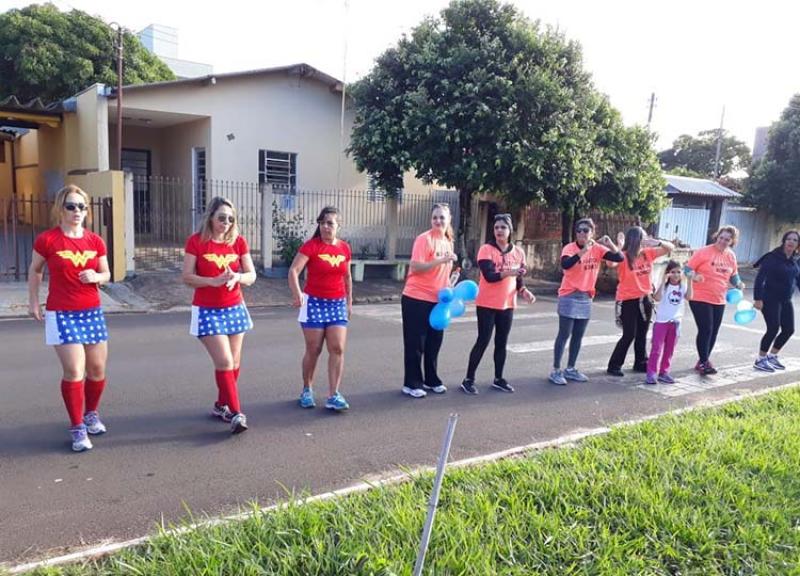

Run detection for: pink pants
[[647, 321, 678, 376]]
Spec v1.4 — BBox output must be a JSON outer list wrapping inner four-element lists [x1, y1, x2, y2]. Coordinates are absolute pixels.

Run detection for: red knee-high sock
[[215, 370, 240, 413], [61, 380, 85, 427], [84, 378, 106, 413]]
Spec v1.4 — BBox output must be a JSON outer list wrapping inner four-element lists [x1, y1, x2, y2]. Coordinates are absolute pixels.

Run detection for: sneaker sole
[[72, 442, 93, 452], [563, 375, 588, 382], [422, 386, 447, 394], [86, 427, 106, 435], [491, 383, 514, 393], [549, 378, 567, 386], [326, 404, 349, 411], [231, 423, 248, 435], [402, 388, 426, 398], [754, 364, 775, 373]]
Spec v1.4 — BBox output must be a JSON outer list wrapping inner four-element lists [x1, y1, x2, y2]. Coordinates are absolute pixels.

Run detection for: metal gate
[[658, 206, 710, 248], [1, 195, 113, 281], [722, 205, 769, 264]]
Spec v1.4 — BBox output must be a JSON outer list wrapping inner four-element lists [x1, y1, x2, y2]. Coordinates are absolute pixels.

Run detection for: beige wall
[[67, 170, 126, 281], [0, 141, 13, 202], [121, 74, 365, 188]]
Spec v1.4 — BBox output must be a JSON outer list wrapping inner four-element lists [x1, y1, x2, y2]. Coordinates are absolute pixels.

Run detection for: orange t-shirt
[[402, 230, 455, 303], [688, 244, 738, 305], [475, 243, 526, 310], [615, 247, 658, 301], [558, 242, 609, 298]]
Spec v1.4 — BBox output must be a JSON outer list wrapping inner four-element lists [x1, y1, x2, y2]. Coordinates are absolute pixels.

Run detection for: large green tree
[[349, 0, 665, 251], [0, 3, 174, 103], [658, 129, 751, 177], [747, 94, 800, 221]]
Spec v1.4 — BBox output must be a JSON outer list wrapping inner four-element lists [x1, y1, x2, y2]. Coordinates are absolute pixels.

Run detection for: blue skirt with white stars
[[45, 307, 109, 346], [190, 303, 254, 338], [297, 294, 349, 329]]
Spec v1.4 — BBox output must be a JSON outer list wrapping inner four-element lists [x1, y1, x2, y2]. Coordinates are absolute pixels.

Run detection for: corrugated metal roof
[[664, 174, 741, 199], [118, 63, 343, 93], [0, 95, 63, 114]]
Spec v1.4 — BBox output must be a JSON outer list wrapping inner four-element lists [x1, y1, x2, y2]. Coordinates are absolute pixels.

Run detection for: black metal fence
[[1, 195, 113, 281]]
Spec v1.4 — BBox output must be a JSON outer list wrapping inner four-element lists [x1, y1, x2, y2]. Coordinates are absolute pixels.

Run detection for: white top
[[654, 281, 687, 323]]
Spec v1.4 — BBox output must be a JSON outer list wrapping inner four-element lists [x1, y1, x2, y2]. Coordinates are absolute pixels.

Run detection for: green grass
[[28, 388, 800, 575]]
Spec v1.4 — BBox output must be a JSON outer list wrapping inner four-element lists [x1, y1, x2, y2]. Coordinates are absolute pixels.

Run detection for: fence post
[[260, 184, 274, 272], [124, 172, 135, 277], [385, 195, 398, 260]]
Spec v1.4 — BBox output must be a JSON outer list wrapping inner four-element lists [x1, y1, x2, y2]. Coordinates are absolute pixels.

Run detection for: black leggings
[[466, 307, 514, 380], [688, 301, 726, 363], [553, 315, 589, 369], [401, 295, 444, 389], [760, 299, 795, 353], [608, 298, 652, 371]]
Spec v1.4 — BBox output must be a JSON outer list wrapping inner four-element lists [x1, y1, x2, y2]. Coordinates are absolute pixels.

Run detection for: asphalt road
[[2, 295, 799, 566]]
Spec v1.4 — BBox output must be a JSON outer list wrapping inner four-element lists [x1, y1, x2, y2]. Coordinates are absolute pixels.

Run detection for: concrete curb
[[7, 380, 798, 574]]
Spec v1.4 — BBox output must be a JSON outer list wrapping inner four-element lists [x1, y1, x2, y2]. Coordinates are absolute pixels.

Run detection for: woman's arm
[[27, 251, 46, 320], [236, 254, 257, 287], [288, 252, 310, 307], [182, 253, 228, 289], [78, 256, 111, 285], [344, 261, 353, 317]]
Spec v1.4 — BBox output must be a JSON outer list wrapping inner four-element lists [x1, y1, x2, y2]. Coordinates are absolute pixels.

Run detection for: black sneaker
[[703, 362, 718, 375], [491, 378, 514, 393], [606, 368, 624, 377], [460, 379, 479, 395]]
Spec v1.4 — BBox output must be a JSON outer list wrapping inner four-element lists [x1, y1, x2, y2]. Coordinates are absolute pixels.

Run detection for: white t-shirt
[[654, 281, 686, 323]]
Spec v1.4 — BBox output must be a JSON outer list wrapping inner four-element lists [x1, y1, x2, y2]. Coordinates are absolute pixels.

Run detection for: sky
[[2, 0, 797, 151]]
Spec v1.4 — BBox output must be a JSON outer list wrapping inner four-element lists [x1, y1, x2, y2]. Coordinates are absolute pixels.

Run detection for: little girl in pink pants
[[647, 260, 694, 384]]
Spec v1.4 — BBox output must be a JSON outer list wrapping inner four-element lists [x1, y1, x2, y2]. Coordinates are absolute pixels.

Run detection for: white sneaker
[[548, 369, 567, 386], [70, 425, 93, 452], [83, 411, 107, 435], [230, 413, 248, 434], [402, 386, 427, 398], [423, 383, 447, 394], [754, 357, 775, 373]]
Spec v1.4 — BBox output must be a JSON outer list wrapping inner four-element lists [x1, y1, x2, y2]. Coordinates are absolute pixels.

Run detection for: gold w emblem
[[56, 250, 97, 267], [319, 254, 345, 267], [203, 253, 238, 269]]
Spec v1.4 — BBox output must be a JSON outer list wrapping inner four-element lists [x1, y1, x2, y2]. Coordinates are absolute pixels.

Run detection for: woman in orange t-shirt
[[685, 225, 744, 375], [460, 214, 535, 395], [401, 203, 457, 398], [549, 218, 623, 386], [606, 226, 673, 377]]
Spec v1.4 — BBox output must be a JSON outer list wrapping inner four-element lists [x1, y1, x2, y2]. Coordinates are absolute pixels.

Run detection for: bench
[[351, 259, 409, 282]]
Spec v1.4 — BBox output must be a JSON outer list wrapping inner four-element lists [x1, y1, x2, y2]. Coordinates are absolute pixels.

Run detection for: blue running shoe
[[325, 392, 350, 411], [299, 388, 316, 408]]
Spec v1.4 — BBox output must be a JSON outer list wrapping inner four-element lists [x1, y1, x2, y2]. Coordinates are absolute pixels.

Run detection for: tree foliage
[[348, 0, 666, 250], [0, 3, 175, 102], [746, 94, 800, 221], [658, 129, 751, 178]]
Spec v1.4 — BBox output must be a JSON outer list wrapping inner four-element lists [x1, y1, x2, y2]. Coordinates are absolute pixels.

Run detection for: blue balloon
[[453, 279, 479, 302], [734, 308, 757, 325], [429, 302, 452, 330], [726, 288, 743, 304], [438, 287, 454, 303], [449, 298, 466, 318]]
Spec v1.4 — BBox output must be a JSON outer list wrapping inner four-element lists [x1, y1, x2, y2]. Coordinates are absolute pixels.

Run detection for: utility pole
[[647, 92, 656, 128], [714, 105, 725, 178], [111, 23, 124, 171]]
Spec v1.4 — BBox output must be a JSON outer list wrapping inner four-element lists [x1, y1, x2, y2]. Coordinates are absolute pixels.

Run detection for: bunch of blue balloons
[[726, 288, 757, 324], [429, 280, 480, 330]]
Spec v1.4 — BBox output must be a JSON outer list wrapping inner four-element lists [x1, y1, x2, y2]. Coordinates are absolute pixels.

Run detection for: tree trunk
[[458, 187, 472, 264], [561, 205, 574, 246]]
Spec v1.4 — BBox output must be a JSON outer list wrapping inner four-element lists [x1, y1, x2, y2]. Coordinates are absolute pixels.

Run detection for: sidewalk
[[0, 273, 563, 319]]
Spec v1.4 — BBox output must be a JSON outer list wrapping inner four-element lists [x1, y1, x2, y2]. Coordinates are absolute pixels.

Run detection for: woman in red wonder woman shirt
[[182, 197, 256, 434], [28, 185, 111, 452]]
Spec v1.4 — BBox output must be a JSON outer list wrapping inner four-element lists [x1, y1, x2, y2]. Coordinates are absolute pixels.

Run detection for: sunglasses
[[494, 213, 511, 220], [64, 202, 87, 212], [576, 227, 591, 234], [216, 215, 235, 224]]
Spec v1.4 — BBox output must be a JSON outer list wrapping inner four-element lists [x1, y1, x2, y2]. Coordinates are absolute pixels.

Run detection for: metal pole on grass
[[413, 413, 458, 576]]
